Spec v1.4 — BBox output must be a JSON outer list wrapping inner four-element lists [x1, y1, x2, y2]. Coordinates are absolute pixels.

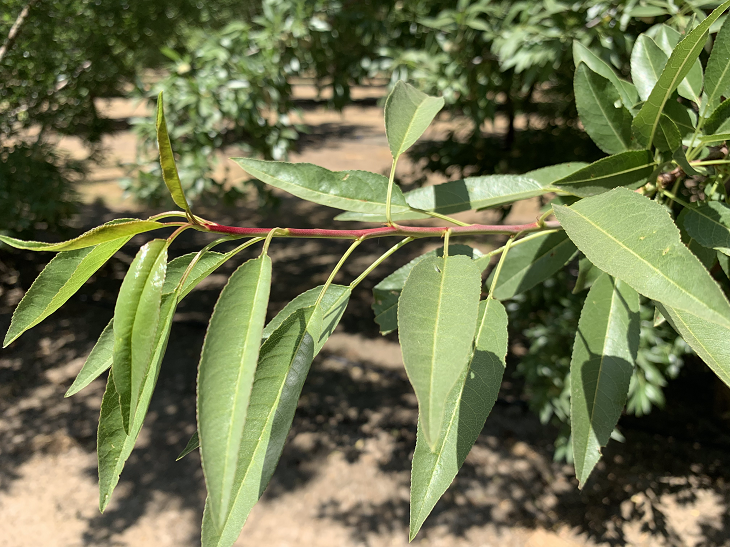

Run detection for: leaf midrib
[[393, 98, 435, 158], [584, 73, 629, 149], [561, 160, 654, 185]]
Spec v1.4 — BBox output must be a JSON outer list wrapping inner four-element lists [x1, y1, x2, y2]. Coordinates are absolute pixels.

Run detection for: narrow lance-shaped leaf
[[703, 16, 730, 112], [574, 63, 633, 154], [486, 231, 577, 300], [384, 81, 445, 159], [704, 98, 730, 135], [632, 0, 730, 147], [231, 158, 414, 216], [177, 431, 200, 461], [681, 201, 730, 256], [553, 150, 655, 197], [156, 92, 192, 215], [652, 25, 704, 104], [398, 255, 481, 450], [112, 239, 168, 433], [0, 219, 164, 252], [372, 245, 482, 335], [573, 41, 638, 108], [553, 188, 730, 328], [524, 162, 589, 185], [198, 255, 272, 530], [410, 298, 508, 540], [655, 114, 682, 152], [631, 34, 668, 102], [656, 302, 730, 388], [3, 234, 129, 347], [571, 274, 639, 487], [65, 320, 114, 397]]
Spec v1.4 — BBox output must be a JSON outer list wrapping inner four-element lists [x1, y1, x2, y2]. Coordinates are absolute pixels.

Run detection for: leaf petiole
[[488, 235, 515, 298], [314, 237, 365, 308], [349, 237, 414, 290]]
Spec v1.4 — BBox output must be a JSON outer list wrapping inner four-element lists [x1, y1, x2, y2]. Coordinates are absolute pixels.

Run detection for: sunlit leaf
[[652, 25, 704, 104], [553, 150, 655, 197], [524, 162, 589, 186], [573, 41, 638, 108], [704, 15, 730, 111], [156, 92, 193, 214], [384, 81, 445, 159], [65, 320, 113, 397], [631, 34, 668, 102]]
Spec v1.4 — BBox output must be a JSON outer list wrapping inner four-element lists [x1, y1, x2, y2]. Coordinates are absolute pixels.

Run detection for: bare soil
[[2, 89, 730, 547]]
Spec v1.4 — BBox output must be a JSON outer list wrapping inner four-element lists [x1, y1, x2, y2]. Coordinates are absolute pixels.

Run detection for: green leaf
[[163, 250, 235, 299], [678, 209, 719, 269], [573, 256, 603, 294], [371, 245, 482, 335], [201, 306, 323, 547], [571, 274, 639, 487], [631, 34, 669, 102], [156, 92, 192, 214], [657, 303, 730, 388], [664, 99, 697, 137], [720, 251, 730, 279], [681, 201, 730, 255], [553, 150, 656, 197], [704, 98, 730, 135], [398, 255, 482, 450], [176, 431, 199, 461], [99, 292, 178, 511], [704, 16, 730, 111], [486, 231, 577, 300], [112, 239, 168, 433], [0, 219, 163, 252], [231, 159, 413, 216], [3, 235, 129, 347], [632, 0, 730, 147], [409, 298, 507, 540], [573, 41, 638, 108], [698, 133, 730, 143], [198, 255, 272, 530], [384, 81, 445, 159], [65, 320, 113, 397], [524, 162, 589, 186], [655, 115, 682, 152], [652, 25, 704, 104], [553, 188, 730, 328]]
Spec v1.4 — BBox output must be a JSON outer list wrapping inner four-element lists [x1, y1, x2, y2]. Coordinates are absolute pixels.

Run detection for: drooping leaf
[[523, 162, 589, 186], [705, 16, 730, 111], [4, 235, 129, 347], [409, 298, 508, 540], [571, 274, 639, 487], [486, 231, 577, 300], [573, 256, 603, 294], [98, 292, 178, 511], [632, 0, 730, 147], [398, 255, 482, 450], [65, 320, 114, 397], [384, 81, 445, 159], [631, 34, 669, 102], [573, 41, 639, 108], [0, 219, 163, 252], [156, 92, 192, 215], [200, 306, 322, 547], [657, 303, 730, 388], [553, 150, 656, 197], [112, 239, 168, 433], [371, 245, 482, 335], [198, 255, 272, 530], [704, 98, 730, 135], [231, 159, 413, 216], [652, 25, 704, 104], [681, 201, 730, 255], [176, 431, 200, 461], [553, 188, 730, 328]]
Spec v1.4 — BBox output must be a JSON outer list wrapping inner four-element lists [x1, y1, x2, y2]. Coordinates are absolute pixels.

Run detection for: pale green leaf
[[652, 25, 704, 104], [632, 0, 730, 147], [573, 41, 638, 108], [112, 239, 168, 433], [487, 231, 577, 300], [384, 81, 445, 159], [231, 159, 413, 216], [523, 162, 589, 186], [553, 188, 730, 328], [631, 35, 668, 102], [681, 201, 730, 255], [571, 274, 639, 487], [553, 150, 656, 197], [198, 255, 272, 530], [698, 133, 730, 143], [176, 431, 199, 461], [156, 92, 192, 214], [398, 255, 481, 450], [65, 320, 113, 397], [409, 298, 507, 540], [4, 235, 129, 347], [704, 15, 730, 111]]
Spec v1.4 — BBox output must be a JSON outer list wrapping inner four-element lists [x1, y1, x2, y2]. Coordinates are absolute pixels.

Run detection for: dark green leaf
[[384, 81, 445, 159], [571, 274, 639, 487], [65, 320, 113, 397], [198, 255, 272, 530], [664, 99, 697, 137], [631, 35, 668, 102], [553, 188, 730, 328], [655, 115, 682, 152], [678, 209, 719, 270], [176, 431, 199, 461], [553, 150, 656, 197], [682, 201, 730, 255], [704, 98, 730, 135], [398, 255, 482, 449], [487, 231, 577, 300], [156, 92, 192, 214], [573, 41, 638, 108], [704, 15, 730, 111], [409, 298, 507, 540], [573, 257, 603, 294]]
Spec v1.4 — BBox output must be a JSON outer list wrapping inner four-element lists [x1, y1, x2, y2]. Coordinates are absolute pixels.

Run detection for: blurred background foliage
[[0, 0, 722, 457]]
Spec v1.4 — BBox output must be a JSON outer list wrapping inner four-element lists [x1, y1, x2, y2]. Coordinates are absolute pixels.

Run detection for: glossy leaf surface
[[652, 25, 703, 104], [198, 255, 272, 529], [156, 92, 192, 214], [65, 320, 114, 397], [631, 34, 668, 101], [554, 188, 730, 328], [682, 201, 730, 256], [571, 274, 639, 487], [410, 298, 508, 539], [553, 150, 655, 197], [384, 81, 445, 159], [398, 255, 481, 449]]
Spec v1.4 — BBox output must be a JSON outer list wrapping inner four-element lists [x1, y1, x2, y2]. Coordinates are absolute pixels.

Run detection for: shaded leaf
[[573, 41, 638, 108], [384, 81, 445, 159], [156, 92, 192, 214], [682, 201, 730, 255], [678, 209, 719, 270], [409, 298, 508, 539], [705, 16, 730, 111], [704, 98, 730, 135], [573, 257, 603, 294], [177, 431, 199, 461], [655, 115, 682, 152], [65, 320, 113, 397], [571, 274, 639, 487], [553, 188, 730, 328], [398, 255, 481, 449], [553, 150, 655, 197]]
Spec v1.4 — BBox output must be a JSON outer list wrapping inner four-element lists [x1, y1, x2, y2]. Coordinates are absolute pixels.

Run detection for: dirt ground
[[2, 88, 730, 547]]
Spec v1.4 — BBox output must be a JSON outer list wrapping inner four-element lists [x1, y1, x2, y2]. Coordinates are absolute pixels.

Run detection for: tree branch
[[0, 0, 40, 65]]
